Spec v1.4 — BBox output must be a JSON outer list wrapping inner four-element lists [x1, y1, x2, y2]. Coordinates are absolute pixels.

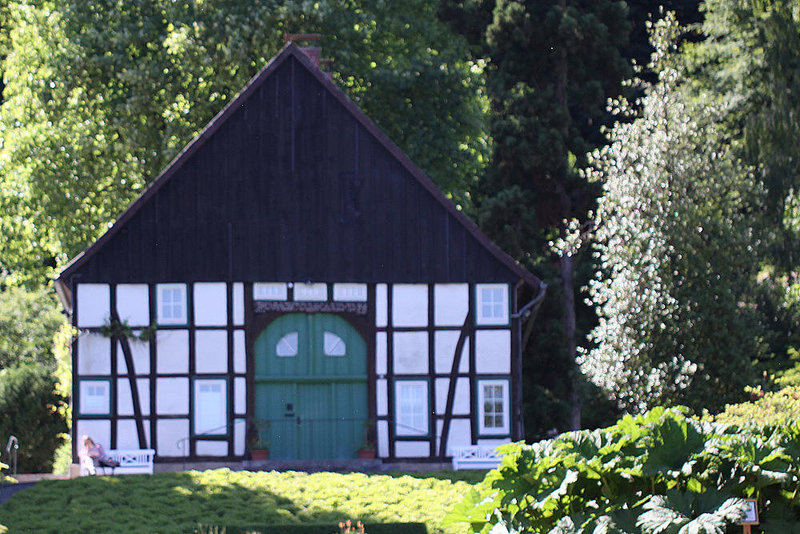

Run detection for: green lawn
[[0, 469, 483, 533]]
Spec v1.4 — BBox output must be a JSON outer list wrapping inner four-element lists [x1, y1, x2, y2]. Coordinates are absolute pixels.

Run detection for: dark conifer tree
[[440, 0, 631, 433]]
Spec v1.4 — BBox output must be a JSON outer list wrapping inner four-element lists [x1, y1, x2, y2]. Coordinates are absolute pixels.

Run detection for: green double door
[[254, 313, 367, 459]]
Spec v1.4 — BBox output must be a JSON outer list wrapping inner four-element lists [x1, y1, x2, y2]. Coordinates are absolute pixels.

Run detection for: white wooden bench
[[80, 449, 155, 476], [451, 445, 503, 470]]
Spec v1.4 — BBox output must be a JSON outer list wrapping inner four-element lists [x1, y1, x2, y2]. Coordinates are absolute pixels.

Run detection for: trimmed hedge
[[0, 470, 472, 533], [196, 522, 427, 533]]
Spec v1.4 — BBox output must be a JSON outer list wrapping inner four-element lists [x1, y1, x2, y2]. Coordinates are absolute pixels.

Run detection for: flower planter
[[357, 448, 376, 460], [251, 449, 270, 461]]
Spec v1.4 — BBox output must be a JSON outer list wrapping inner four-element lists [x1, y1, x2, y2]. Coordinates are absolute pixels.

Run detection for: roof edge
[[57, 42, 541, 288]]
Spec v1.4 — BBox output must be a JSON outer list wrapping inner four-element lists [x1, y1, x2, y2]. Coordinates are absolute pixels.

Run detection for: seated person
[[81, 435, 119, 474]]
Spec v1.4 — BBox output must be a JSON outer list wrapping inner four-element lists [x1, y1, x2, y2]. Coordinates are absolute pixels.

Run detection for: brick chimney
[[284, 33, 325, 69]]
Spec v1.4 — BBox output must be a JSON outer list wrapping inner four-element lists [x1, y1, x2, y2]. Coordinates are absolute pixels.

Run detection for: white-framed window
[[323, 332, 346, 356], [79, 379, 111, 415], [395, 380, 429, 437], [476, 284, 509, 325], [193, 378, 228, 436], [477, 379, 510, 435], [276, 332, 298, 357], [157, 284, 187, 325], [253, 283, 288, 301]]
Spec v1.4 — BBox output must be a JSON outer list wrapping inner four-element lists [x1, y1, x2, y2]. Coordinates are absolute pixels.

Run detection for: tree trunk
[[555, 0, 581, 430], [560, 253, 581, 430]]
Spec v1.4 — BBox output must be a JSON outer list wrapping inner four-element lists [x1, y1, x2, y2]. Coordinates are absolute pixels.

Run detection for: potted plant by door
[[357, 420, 377, 459], [251, 440, 271, 461], [248, 419, 270, 461]]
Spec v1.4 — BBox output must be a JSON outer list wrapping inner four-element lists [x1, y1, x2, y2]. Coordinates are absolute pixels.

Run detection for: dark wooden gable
[[57, 44, 539, 290]]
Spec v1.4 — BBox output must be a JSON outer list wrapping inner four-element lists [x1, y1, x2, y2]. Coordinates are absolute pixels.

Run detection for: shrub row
[[196, 522, 427, 533], [0, 469, 473, 533], [447, 407, 800, 533]]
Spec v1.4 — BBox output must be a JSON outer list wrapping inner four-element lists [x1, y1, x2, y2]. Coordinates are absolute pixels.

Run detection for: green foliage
[[441, 0, 632, 433], [680, 0, 800, 381], [0, 364, 67, 473], [51, 434, 72, 475], [0, 285, 66, 371], [98, 318, 157, 343], [0, 470, 474, 533], [0, 0, 486, 285], [710, 386, 800, 426], [447, 407, 800, 533], [195, 522, 427, 533], [584, 14, 765, 414]]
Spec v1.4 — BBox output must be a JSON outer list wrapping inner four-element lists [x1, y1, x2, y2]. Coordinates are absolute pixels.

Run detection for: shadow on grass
[[0, 469, 472, 534]]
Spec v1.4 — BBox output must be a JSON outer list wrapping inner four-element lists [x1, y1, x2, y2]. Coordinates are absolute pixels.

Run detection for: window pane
[[276, 332, 298, 357], [396, 382, 428, 436], [195, 379, 226, 435], [81, 381, 109, 414], [323, 332, 346, 356], [480, 382, 507, 433]]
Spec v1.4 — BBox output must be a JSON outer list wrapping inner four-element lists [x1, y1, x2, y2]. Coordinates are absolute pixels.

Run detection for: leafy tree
[[0, 0, 486, 286], [440, 0, 631, 431], [583, 15, 765, 414], [683, 0, 800, 379], [0, 364, 67, 473], [0, 285, 66, 371]]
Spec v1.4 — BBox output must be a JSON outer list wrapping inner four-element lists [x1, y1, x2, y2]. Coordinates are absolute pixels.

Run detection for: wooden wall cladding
[[66, 54, 524, 286]]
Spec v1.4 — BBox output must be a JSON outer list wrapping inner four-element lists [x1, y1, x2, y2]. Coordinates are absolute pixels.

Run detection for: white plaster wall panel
[[116, 338, 150, 375], [156, 330, 189, 374], [376, 379, 388, 416], [232, 283, 245, 325], [392, 284, 428, 327], [77, 334, 111, 375], [375, 284, 388, 327], [116, 419, 151, 449], [233, 330, 246, 373], [393, 332, 429, 374], [234, 418, 246, 455], [77, 284, 110, 327], [447, 419, 472, 454], [433, 284, 468, 326], [478, 438, 511, 448], [196, 441, 228, 456], [395, 441, 429, 458], [117, 378, 151, 416], [116, 284, 150, 327], [76, 419, 110, 449], [475, 330, 512, 374], [377, 420, 389, 458], [333, 283, 368, 302], [375, 332, 387, 375], [194, 282, 227, 326], [293, 283, 327, 301], [433, 331, 469, 375], [157, 419, 190, 457], [434, 378, 470, 415], [195, 330, 228, 374], [234, 377, 246, 415], [156, 377, 189, 414], [435, 420, 444, 455], [253, 283, 287, 301]]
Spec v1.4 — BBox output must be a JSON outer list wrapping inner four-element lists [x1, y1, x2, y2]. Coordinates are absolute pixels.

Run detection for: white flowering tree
[[581, 15, 766, 414]]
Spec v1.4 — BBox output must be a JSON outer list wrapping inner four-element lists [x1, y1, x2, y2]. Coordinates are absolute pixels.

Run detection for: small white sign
[[740, 498, 759, 525]]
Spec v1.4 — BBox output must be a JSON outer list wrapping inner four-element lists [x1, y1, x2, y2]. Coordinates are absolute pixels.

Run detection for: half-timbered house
[[54, 42, 545, 465]]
